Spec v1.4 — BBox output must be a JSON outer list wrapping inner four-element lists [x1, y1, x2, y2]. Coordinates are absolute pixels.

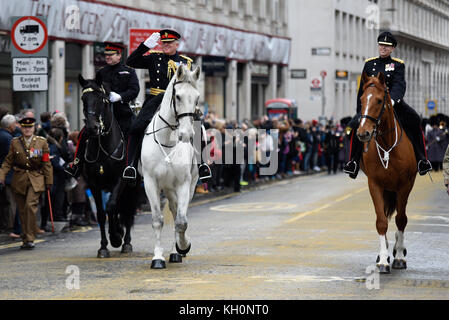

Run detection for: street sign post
[[11, 16, 48, 93], [320, 71, 327, 116], [426, 100, 437, 116]]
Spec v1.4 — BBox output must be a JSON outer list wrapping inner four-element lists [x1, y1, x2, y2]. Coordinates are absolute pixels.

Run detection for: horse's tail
[[383, 190, 397, 220]]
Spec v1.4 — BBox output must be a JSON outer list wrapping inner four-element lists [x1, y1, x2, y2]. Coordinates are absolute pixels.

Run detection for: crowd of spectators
[[196, 112, 353, 194], [0, 107, 96, 239], [1, 105, 448, 237]]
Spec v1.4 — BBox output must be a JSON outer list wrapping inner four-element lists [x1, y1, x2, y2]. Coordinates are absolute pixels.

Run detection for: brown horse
[[357, 72, 417, 274]]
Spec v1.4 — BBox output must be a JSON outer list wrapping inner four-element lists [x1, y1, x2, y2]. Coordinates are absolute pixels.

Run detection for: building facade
[[0, 0, 290, 129], [287, 0, 449, 122]]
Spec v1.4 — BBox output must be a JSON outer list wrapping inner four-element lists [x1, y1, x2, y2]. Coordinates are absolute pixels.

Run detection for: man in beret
[[0, 117, 53, 249], [343, 31, 432, 179], [124, 28, 211, 182], [66, 42, 140, 178]]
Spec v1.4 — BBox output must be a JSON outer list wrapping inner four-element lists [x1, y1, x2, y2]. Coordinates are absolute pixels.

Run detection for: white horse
[[139, 64, 200, 269]]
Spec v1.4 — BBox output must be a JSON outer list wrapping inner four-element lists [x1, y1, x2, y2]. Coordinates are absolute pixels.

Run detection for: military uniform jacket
[[126, 43, 192, 95], [357, 55, 406, 113], [96, 62, 140, 119], [0, 135, 53, 196]]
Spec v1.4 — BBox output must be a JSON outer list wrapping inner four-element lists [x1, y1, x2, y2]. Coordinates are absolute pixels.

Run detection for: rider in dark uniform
[[66, 42, 140, 177], [123, 28, 211, 182], [343, 31, 432, 179]]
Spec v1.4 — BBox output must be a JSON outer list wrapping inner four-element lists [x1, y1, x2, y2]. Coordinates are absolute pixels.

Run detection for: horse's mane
[[362, 75, 385, 93], [81, 77, 111, 97]]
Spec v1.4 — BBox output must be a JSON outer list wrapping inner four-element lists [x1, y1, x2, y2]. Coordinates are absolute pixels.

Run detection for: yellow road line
[[285, 186, 369, 224], [285, 204, 331, 224], [0, 239, 45, 250], [355, 187, 368, 194], [335, 194, 353, 202]]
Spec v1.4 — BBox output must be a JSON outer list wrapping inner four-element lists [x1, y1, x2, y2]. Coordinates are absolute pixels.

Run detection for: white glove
[[144, 32, 160, 49], [391, 99, 395, 107], [109, 92, 122, 103]]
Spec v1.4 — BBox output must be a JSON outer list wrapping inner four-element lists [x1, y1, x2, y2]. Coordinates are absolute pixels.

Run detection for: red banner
[[129, 28, 162, 55]]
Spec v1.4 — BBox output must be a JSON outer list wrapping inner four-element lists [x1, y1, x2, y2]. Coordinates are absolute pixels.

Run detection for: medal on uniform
[[385, 63, 395, 72], [29, 148, 42, 158]]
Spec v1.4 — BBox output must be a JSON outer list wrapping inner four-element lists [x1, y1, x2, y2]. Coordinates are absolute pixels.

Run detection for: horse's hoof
[[169, 253, 183, 263], [392, 259, 407, 270], [151, 259, 166, 269], [110, 235, 123, 248], [97, 249, 110, 258], [121, 244, 133, 253], [176, 243, 191, 256], [377, 264, 391, 274]]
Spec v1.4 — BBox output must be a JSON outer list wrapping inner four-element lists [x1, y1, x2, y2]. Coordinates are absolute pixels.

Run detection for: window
[[230, 0, 239, 13]]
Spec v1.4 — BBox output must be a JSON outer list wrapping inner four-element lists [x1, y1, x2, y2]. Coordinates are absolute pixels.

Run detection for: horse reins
[[148, 80, 198, 149], [360, 84, 403, 169]]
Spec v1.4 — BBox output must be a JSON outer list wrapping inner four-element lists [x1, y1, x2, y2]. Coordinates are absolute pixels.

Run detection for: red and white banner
[[2, 0, 290, 64]]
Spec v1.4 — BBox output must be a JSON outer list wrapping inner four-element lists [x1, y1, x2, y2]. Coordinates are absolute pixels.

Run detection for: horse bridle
[[359, 85, 388, 130], [150, 80, 200, 148], [157, 80, 198, 130], [81, 86, 125, 162], [359, 84, 403, 168], [82, 86, 113, 137]]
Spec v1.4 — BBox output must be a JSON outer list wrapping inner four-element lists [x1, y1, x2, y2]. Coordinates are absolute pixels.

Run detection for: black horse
[[78, 74, 140, 258]]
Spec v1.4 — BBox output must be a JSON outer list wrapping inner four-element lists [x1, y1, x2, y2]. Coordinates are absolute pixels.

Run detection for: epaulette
[[36, 136, 46, 140], [180, 55, 193, 62], [392, 57, 404, 64], [365, 56, 378, 62]]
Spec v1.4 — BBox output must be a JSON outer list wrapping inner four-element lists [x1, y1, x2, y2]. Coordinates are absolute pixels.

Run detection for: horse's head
[[79, 74, 111, 137], [171, 64, 201, 143], [357, 72, 390, 142]]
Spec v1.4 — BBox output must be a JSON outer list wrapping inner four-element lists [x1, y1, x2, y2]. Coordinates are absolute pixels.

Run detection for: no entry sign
[[11, 16, 48, 55]]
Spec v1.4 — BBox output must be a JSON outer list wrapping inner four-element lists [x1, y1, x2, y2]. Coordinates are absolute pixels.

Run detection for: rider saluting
[[66, 43, 140, 177], [123, 28, 211, 182], [343, 31, 432, 179]]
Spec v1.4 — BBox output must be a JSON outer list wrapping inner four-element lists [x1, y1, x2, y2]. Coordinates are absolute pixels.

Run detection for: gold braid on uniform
[[168, 60, 178, 79]]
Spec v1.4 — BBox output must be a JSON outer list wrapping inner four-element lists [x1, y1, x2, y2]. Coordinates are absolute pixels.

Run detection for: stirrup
[[343, 161, 357, 175], [64, 160, 80, 178], [418, 160, 432, 176], [122, 166, 137, 180], [198, 163, 212, 180]]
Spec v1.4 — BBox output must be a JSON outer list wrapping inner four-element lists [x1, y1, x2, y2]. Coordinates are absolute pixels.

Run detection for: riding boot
[[343, 129, 364, 179], [65, 128, 88, 178], [122, 133, 143, 183], [406, 127, 432, 175]]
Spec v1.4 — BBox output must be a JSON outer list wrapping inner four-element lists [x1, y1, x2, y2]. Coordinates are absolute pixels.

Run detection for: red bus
[[265, 98, 298, 120]]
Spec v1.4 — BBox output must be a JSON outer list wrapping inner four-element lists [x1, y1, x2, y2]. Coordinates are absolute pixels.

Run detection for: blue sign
[[427, 100, 436, 110]]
